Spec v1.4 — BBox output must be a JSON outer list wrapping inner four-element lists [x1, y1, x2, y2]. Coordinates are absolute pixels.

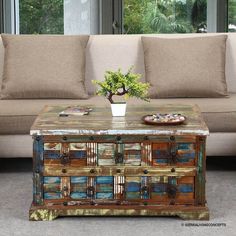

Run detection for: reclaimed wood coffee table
[[29, 104, 209, 220]]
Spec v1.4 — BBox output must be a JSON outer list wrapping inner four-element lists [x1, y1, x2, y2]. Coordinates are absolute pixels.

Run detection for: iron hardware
[[115, 152, 123, 164], [166, 184, 178, 199], [60, 154, 70, 165], [87, 186, 95, 197], [62, 169, 67, 173], [90, 169, 96, 174]]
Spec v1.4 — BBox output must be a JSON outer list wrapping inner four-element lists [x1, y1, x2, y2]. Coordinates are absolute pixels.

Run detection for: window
[[1, 0, 234, 34], [123, 0, 207, 34], [19, 0, 64, 34], [228, 0, 236, 32], [11, 0, 99, 34]]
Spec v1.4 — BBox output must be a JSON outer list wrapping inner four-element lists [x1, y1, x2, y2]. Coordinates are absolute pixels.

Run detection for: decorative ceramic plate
[[142, 113, 186, 125]]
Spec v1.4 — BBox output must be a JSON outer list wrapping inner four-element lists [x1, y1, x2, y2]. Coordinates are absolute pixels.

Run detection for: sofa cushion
[[0, 94, 236, 134], [141, 35, 228, 98], [0, 34, 89, 99], [85, 35, 146, 95]]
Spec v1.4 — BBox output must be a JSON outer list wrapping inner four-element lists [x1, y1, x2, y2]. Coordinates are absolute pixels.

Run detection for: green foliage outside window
[[123, 0, 207, 34], [229, 0, 236, 32], [19, 0, 63, 34], [19, 0, 236, 34]]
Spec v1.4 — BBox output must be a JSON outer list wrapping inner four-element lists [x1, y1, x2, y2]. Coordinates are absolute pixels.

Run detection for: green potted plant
[[93, 67, 150, 116]]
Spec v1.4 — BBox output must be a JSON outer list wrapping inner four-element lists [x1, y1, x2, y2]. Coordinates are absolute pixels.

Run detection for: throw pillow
[[1, 34, 89, 99], [141, 35, 228, 98]]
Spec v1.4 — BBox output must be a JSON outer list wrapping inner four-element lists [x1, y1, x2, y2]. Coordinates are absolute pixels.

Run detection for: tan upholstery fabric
[[1, 34, 236, 95], [85, 35, 145, 95], [0, 34, 89, 99], [0, 37, 4, 91], [225, 33, 236, 93], [0, 94, 236, 134], [141, 35, 228, 98], [85, 34, 236, 95]]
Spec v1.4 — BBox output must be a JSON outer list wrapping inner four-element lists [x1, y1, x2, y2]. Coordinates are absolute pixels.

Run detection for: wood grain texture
[[30, 104, 209, 220], [30, 104, 209, 136]]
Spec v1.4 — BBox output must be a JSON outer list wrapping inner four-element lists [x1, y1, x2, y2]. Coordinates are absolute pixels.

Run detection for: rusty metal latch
[[60, 144, 70, 165], [115, 152, 123, 164]]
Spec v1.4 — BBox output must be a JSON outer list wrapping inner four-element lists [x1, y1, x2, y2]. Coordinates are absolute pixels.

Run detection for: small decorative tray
[[142, 113, 186, 125]]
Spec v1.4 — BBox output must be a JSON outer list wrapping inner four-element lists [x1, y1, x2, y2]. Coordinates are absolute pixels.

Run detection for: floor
[[0, 157, 235, 236]]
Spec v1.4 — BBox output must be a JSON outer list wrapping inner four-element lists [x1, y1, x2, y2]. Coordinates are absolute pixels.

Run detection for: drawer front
[[43, 139, 197, 168], [43, 175, 195, 205], [125, 176, 195, 204], [43, 176, 115, 200], [152, 142, 196, 166], [43, 177, 62, 200], [44, 142, 96, 166], [97, 143, 116, 165]]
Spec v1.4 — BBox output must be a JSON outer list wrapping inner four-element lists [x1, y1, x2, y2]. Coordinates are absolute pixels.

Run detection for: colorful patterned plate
[[142, 113, 186, 125]]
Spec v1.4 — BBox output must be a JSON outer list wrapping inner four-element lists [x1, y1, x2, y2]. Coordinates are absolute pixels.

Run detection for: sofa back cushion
[[0, 34, 89, 99], [0, 33, 236, 97], [85, 33, 236, 95], [141, 35, 228, 98], [85, 35, 145, 95]]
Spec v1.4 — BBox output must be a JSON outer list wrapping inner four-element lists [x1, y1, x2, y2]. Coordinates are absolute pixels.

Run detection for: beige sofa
[[0, 33, 236, 158]]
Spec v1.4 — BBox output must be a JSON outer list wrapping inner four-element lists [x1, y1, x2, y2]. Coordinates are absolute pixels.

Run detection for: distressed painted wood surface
[[30, 104, 209, 220], [29, 204, 209, 221], [30, 104, 209, 136]]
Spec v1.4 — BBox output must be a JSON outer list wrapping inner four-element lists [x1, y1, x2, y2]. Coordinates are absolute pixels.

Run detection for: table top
[[30, 104, 209, 136]]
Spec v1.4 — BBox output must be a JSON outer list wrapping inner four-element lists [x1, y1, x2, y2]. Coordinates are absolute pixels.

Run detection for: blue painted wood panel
[[126, 182, 140, 192], [44, 151, 60, 159], [71, 183, 87, 192], [177, 143, 194, 150], [70, 150, 87, 159], [96, 193, 113, 199], [44, 192, 62, 199], [96, 176, 113, 184], [71, 176, 87, 184], [179, 184, 193, 193], [44, 177, 61, 184], [71, 192, 87, 199], [126, 192, 140, 199], [96, 184, 113, 192], [152, 184, 166, 193]]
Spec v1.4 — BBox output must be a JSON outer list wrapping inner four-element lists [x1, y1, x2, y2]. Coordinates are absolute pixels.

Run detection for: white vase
[[110, 103, 127, 117]]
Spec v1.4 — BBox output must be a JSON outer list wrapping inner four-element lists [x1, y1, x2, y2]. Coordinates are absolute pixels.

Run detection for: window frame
[[1, 0, 231, 34]]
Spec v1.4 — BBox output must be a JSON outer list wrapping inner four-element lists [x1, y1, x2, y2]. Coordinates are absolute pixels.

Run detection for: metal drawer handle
[[141, 186, 149, 195], [90, 169, 96, 174], [115, 152, 123, 164], [63, 186, 68, 191], [87, 186, 95, 197], [166, 184, 178, 199], [60, 154, 70, 165]]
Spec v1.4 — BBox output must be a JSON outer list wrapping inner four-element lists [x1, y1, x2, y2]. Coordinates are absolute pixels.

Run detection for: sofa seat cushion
[[0, 94, 236, 134]]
